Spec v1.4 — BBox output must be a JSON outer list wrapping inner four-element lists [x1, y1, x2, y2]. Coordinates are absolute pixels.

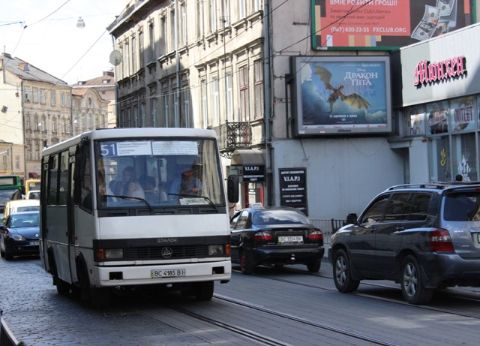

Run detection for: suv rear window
[[444, 191, 480, 221]]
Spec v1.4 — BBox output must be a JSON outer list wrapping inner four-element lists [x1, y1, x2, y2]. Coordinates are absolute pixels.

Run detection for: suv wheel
[[333, 249, 359, 293], [401, 255, 433, 305]]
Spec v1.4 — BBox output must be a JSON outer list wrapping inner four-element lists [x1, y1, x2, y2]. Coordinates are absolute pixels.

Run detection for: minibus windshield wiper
[[167, 193, 218, 211], [104, 194, 154, 214]]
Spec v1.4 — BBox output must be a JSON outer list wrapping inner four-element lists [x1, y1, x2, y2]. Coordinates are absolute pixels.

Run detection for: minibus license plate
[[278, 236, 303, 244], [151, 268, 186, 278]]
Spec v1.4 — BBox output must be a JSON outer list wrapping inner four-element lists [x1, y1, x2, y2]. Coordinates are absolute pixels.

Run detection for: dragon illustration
[[316, 66, 370, 112]]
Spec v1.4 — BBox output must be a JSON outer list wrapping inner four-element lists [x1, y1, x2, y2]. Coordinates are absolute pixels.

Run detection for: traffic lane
[[280, 262, 480, 318], [219, 265, 480, 346], [0, 258, 265, 345]]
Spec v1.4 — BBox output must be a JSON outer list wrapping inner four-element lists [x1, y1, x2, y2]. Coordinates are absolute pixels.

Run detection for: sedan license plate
[[278, 235, 303, 244], [30, 241, 39, 246], [151, 268, 186, 278]]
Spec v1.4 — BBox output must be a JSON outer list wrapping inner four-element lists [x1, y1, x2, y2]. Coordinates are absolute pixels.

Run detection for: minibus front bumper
[[92, 259, 231, 287]]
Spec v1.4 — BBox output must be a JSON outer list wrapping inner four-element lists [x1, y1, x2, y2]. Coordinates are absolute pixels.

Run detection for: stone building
[[74, 71, 117, 128], [71, 87, 109, 135], [1, 52, 71, 178], [107, 1, 480, 227]]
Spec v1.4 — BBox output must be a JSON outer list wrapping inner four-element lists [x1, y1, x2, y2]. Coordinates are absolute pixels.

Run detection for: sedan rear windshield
[[253, 209, 310, 225], [444, 191, 480, 221]]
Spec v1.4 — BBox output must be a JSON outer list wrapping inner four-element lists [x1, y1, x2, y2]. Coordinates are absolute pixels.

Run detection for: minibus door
[[67, 156, 76, 283]]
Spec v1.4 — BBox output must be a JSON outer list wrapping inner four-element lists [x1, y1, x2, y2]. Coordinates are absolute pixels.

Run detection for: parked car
[[330, 182, 480, 305], [230, 206, 324, 274], [26, 190, 40, 200], [3, 199, 40, 221], [0, 211, 40, 260]]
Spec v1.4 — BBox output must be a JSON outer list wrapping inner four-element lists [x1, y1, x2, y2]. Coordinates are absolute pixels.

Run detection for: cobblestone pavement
[[0, 257, 255, 345]]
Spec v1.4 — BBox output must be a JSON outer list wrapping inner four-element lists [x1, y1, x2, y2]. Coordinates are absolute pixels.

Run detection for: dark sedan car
[[230, 206, 324, 274], [0, 211, 40, 260]]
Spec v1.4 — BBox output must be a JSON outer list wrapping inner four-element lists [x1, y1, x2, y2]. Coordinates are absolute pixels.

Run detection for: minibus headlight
[[95, 248, 124, 261], [208, 245, 224, 257], [105, 248, 124, 259]]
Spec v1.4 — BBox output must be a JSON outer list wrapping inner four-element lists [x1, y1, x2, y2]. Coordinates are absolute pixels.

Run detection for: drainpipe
[[264, 0, 274, 207]]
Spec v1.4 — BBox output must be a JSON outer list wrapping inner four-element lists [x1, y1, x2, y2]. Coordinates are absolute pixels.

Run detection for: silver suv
[[330, 183, 480, 304]]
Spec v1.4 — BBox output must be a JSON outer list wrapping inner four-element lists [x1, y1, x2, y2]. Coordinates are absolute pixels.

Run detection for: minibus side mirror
[[227, 175, 239, 203]]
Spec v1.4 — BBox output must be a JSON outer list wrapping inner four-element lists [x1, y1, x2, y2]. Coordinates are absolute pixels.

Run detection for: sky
[[0, 0, 128, 85]]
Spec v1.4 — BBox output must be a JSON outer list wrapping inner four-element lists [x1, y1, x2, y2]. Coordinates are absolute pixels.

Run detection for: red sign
[[414, 56, 467, 87], [322, 1, 411, 47]]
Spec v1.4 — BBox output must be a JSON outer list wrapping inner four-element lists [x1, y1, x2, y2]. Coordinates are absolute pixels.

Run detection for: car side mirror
[[346, 213, 358, 225], [227, 175, 239, 203]]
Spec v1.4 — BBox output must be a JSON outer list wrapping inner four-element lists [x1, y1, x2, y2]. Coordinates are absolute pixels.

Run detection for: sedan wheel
[[240, 251, 256, 275], [333, 249, 359, 293], [306, 259, 321, 273], [401, 255, 433, 305]]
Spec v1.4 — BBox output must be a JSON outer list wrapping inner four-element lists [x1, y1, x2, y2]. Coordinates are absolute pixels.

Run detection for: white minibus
[[40, 128, 232, 306]]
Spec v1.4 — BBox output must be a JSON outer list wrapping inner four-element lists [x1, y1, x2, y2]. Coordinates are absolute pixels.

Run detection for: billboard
[[312, 0, 472, 49], [292, 56, 391, 136]]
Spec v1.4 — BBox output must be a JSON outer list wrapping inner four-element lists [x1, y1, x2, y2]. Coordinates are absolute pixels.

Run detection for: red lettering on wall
[[413, 56, 467, 88]]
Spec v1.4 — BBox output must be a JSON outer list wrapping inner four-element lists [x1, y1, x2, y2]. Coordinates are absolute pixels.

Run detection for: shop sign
[[243, 165, 265, 182], [279, 168, 308, 216], [414, 56, 466, 87]]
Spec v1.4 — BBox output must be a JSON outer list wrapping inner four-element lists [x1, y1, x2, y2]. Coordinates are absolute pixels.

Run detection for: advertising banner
[[293, 56, 391, 135], [279, 168, 308, 215], [312, 0, 471, 49]]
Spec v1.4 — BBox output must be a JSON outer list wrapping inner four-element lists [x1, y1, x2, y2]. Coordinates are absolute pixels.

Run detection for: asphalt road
[[1, 257, 480, 345]]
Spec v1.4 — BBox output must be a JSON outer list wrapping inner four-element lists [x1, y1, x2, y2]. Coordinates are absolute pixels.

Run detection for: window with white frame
[[170, 10, 175, 52], [239, 65, 249, 122], [254, 60, 264, 119], [222, 0, 231, 26], [238, 0, 246, 20], [196, 0, 205, 38], [131, 35, 137, 72], [24, 86, 32, 103], [32, 87, 38, 103], [138, 30, 145, 68], [252, 0, 262, 12], [180, 86, 190, 128], [148, 21, 155, 62], [40, 89, 47, 105], [210, 0, 217, 33], [210, 75, 220, 126], [50, 90, 56, 106], [201, 79, 208, 128], [226, 72, 233, 121], [180, 3, 187, 46], [161, 81, 170, 127], [159, 16, 166, 56], [123, 40, 130, 76]]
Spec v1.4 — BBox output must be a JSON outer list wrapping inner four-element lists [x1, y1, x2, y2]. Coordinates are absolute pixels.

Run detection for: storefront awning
[[231, 149, 265, 165]]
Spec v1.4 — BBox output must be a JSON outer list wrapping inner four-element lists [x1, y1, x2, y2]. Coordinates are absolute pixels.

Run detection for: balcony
[[213, 121, 252, 154]]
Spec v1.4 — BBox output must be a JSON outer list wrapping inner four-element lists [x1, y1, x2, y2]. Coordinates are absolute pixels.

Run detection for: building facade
[[71, 88, 109, 135], [107, 0, 480, 228], [74, 71, 117, 128], [1, 52, 72, 178], [108, 0, 266, 209], [397, 23, 480, 184]]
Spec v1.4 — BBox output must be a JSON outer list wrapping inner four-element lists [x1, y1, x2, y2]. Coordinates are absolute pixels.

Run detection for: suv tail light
[[429, 229, 454, 253], [254, 231, 273, 243], [307, 229, 323, 242]]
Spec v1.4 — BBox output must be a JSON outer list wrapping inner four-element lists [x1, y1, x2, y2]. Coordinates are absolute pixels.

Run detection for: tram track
[[231, 267, 480, 320]]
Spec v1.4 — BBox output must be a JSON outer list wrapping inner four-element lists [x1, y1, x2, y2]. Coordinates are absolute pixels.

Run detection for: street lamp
[[76, 17, 85, 28]]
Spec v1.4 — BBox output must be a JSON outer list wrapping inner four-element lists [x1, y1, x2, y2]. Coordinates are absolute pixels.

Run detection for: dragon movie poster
[[294, 56, 391, 135]]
